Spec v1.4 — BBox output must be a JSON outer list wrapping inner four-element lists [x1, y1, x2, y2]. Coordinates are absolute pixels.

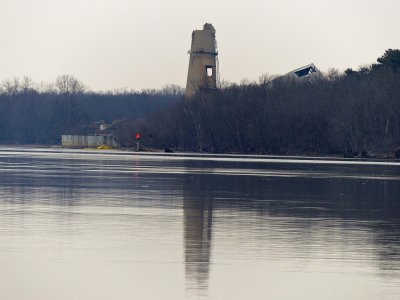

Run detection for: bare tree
[[1, 77, 21, 96], [55, 74, 86, 95], [21, 76, 38, 94], [160, 84, 185, 96]]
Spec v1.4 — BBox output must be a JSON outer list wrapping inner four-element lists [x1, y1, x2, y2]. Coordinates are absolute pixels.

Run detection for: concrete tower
[[186, 23, 219, 97]]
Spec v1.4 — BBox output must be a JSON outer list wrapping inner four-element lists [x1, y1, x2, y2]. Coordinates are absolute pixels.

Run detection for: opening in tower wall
[[206, 66, 213, 77]]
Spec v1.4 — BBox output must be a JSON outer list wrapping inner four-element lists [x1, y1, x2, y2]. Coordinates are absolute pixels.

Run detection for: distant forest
[[0, 75, 182, 145], [1, 49, 400, 157], [142, 49, 400, 157]]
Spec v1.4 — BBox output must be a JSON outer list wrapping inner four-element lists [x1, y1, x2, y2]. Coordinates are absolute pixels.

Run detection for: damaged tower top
[[186, 23, 219, 97]]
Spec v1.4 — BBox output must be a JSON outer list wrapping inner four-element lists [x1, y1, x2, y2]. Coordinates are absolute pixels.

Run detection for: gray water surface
[[0, 147, 399, 299]]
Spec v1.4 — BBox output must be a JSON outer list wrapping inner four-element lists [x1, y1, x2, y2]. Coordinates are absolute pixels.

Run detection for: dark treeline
[[142, 49, 400, 156], [1, 50, 400, 156], [0, 75, 182, 144]]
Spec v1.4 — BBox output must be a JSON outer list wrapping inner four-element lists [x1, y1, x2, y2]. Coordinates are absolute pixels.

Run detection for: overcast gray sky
[[0, 0, 399, 91]]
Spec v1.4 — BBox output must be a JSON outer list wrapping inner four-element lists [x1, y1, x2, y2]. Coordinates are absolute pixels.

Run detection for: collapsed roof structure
[[284, 63, 322, 80]]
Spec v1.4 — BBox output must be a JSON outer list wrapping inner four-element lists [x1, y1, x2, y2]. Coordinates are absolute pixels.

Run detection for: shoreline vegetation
[[0, 50, 399, 158]]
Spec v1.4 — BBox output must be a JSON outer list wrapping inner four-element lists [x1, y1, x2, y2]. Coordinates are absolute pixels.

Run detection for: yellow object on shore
[[97, 145, 112, 150]]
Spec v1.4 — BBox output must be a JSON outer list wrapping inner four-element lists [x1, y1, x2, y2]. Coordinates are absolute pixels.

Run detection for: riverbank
[[1, 144, 399, 163]]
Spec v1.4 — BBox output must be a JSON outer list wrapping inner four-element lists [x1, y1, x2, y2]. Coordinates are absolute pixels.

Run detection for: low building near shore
[[61, 120, 120, 148], [61, 134, 119, 148]]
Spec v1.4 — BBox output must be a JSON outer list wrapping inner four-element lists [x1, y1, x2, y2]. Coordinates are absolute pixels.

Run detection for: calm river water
[[0, 147, 399, 299]]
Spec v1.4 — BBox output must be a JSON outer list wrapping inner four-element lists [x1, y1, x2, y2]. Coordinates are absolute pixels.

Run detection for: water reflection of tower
[[183, 173, 214, 296]]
